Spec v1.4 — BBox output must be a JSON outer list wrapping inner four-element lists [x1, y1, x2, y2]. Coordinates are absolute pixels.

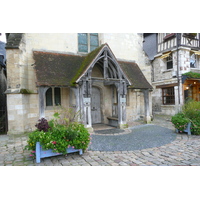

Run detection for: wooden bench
[[107, 117, 118, 127]]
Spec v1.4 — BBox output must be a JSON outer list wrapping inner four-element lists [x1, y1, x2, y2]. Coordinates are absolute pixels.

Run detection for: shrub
[[171, 100, 200, 135], [183, 100, 200, 135], [171, 112, 189, 132], [35, 118, 50, 132], [182, 100, 200, 119]]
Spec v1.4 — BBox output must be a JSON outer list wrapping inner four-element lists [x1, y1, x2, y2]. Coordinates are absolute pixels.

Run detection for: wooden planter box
[[175, 122, 191, 135], [36, 142, 83, 163]]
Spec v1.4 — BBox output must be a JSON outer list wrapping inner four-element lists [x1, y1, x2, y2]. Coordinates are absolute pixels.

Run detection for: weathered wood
[[91, 87, 101, 124], [103, 50, 108, 79], [38, 87, 49, 119]]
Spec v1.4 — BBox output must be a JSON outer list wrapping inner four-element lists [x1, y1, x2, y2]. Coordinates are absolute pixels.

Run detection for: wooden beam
[[156, 83, 178, 88]]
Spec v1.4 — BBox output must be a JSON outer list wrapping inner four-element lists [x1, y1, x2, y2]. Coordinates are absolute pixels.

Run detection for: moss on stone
[[20, 89, 33, 94], [70, 44, 104, 86]]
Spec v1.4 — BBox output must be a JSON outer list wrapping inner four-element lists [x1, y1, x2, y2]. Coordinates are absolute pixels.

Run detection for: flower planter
[[175, 122, 191, 135], [36, 142, 83, 163]]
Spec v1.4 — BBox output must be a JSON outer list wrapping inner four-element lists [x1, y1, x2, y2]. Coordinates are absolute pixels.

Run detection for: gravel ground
[[89, 124, 177, 151]]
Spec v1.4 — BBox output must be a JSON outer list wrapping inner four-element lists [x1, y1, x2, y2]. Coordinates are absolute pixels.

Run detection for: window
[[166, 53, 173, 69], [162, 87, 175, 105], [78, 33, 99, 53], [190, 53, 196, 68], [46, 87, 61, 107]]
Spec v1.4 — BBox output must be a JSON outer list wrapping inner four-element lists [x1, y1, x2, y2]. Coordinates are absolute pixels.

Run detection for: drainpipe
[[176, 33, 180, 108]]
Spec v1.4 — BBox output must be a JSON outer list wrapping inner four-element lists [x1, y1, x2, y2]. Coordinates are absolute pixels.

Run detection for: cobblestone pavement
[[0, 115, 200, 166]]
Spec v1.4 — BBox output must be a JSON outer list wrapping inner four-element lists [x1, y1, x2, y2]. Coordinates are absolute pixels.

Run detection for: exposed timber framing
[[76, 44, 130, 128]]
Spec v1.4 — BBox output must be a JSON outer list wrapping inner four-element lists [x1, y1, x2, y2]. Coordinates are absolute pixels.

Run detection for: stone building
[[5, 33, 152, 134], [0, 33, 7, 134], [143, 33, 200, 116]]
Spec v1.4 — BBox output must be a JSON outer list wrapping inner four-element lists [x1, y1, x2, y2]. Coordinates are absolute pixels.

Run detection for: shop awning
[[160, 52, 171, 59], [191, 50, 200, 55]]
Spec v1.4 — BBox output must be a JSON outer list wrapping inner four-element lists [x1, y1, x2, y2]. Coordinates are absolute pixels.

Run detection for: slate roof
[[5, 33, 23, 49], [118, 61, 152, 89], [33, 51, 85, 86], [33, 44, 152, 89]]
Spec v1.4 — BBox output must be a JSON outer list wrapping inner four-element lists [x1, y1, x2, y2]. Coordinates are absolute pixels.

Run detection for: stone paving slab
[[0, 115, 200, 166]]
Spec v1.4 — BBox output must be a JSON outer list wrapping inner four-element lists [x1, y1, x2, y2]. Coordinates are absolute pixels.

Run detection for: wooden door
[[91, 87, 101, 124]]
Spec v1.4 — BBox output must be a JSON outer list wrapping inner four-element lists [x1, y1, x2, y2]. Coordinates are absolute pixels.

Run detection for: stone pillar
[[143, 89, 151, 123], [117, 81, 127, 129]]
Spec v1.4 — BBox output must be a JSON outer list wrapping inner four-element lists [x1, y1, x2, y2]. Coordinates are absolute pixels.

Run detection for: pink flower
[[68, 145, 70, 148], [52, 141, 57, 145], [31, 151, 35, 153], [29, 154, 33, 156], [72, 146, 74, 148]]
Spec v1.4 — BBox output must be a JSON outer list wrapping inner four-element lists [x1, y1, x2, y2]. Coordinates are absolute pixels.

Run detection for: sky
[[0, 33, 6, 43]]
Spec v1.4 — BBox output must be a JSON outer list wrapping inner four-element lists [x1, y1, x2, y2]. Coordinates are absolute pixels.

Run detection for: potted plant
[[25, 112, 91, 163]]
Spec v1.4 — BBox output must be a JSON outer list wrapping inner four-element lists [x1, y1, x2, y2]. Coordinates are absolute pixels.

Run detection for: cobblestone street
[[0, 115, 200, 166]]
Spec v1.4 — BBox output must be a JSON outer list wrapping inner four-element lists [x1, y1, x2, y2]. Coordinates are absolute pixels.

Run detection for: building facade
[[5, 33, 152, 134], [0, 33, 7, 134], [144, 33, 200, 116]]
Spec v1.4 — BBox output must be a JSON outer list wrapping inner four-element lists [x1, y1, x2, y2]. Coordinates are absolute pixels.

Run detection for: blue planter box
[[36, 142, 83, 163]]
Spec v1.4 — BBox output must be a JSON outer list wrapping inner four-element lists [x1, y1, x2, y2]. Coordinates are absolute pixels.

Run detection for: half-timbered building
[[5, 33, 152, 134], [144, 33, 200, 115]]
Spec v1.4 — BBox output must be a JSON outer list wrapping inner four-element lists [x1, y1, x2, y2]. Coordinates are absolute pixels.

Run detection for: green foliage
[[35, 118, 50, 132], [182, 100, 200, 135], [25, 112, 90, 157], [183, 71, 200, 79], [171, 100, 200, 135], [171, 113, 189, 132]]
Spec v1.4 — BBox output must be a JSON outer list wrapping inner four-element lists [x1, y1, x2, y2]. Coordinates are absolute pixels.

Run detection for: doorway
[[91, 86, 101, 124]]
